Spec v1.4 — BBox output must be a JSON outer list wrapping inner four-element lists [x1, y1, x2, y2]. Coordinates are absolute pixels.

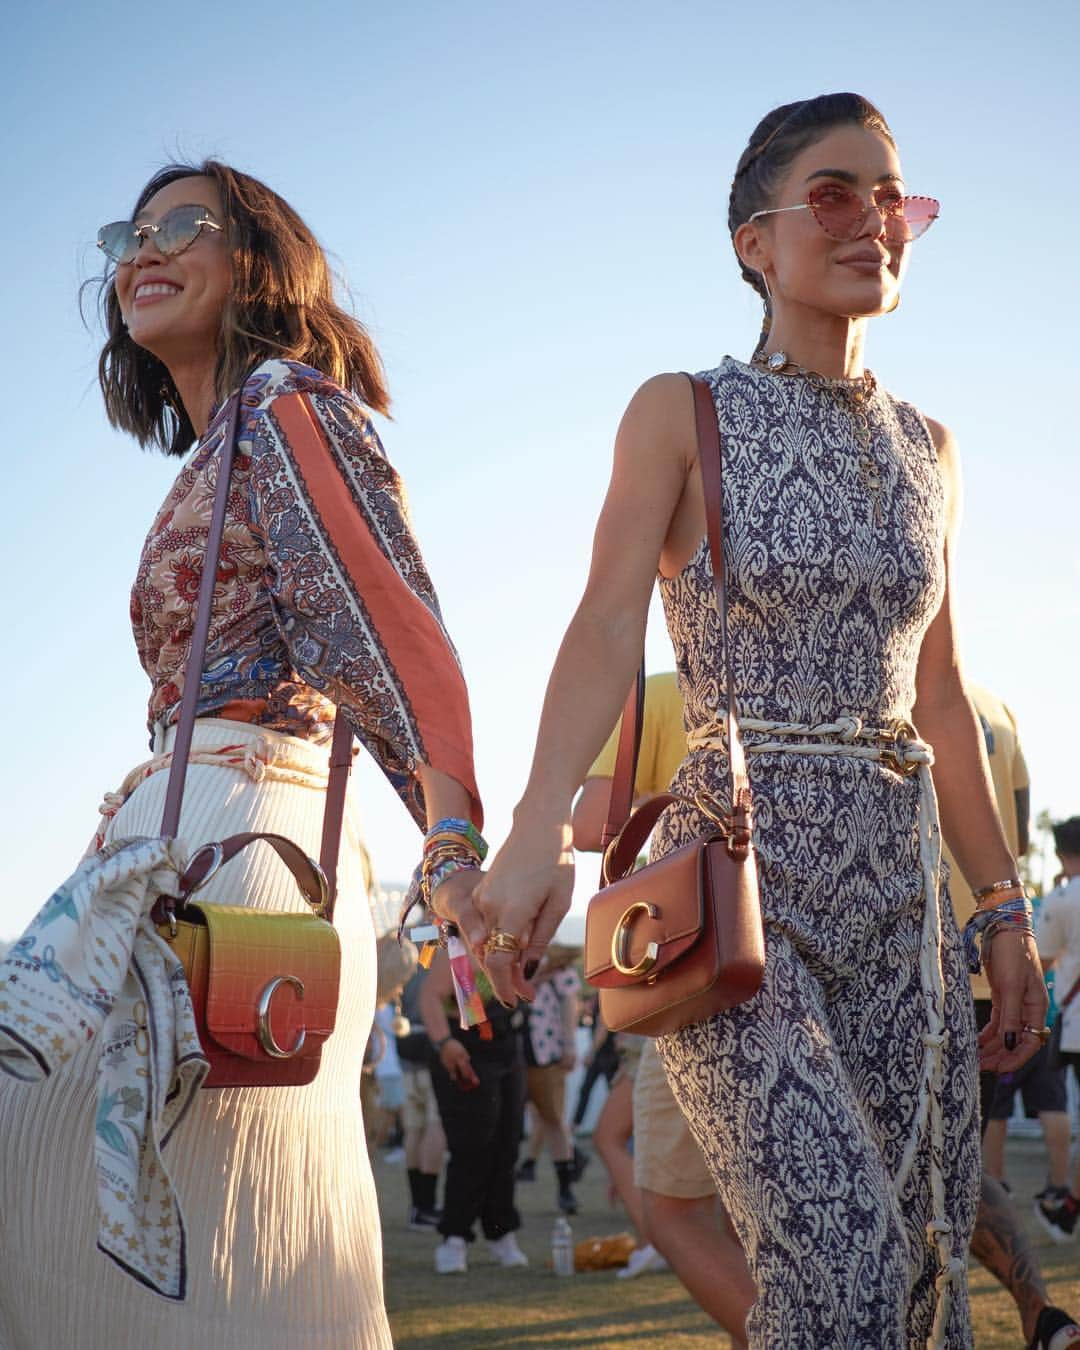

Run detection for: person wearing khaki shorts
[[633, 1041, 754, 1347], [633, 1039, 714, 1199]]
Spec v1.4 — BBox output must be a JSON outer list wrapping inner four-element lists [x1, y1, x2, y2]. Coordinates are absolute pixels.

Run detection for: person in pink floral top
[[0, 160, 483, 1350]]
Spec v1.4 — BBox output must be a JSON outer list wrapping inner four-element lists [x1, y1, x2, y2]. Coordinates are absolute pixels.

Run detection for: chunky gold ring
[[1022, 1024, 1052, 1043], [485, 930, 523, 955]]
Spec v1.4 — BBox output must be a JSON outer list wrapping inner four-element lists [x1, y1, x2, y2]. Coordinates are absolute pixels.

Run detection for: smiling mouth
[[134, 282, 182, 303]]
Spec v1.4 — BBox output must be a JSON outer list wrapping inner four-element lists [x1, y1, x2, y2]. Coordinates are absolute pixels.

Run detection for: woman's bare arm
[[913, 417, 1046, 1071], [418, 764, 489, 952], [476, 373, 698, 1003]]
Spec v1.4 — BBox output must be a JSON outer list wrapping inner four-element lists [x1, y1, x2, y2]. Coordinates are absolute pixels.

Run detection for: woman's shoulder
[[242, 358, 356, 413], [240, 359, 386, 461]]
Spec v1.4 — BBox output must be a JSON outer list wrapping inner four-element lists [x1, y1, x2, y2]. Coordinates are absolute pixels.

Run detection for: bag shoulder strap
[[599, 666, 645, 850], [599, 373, 750, 860], [157, 391, 352, 920]]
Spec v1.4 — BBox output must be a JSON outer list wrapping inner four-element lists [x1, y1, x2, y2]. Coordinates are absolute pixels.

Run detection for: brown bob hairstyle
[[94, 159, 390, 457]]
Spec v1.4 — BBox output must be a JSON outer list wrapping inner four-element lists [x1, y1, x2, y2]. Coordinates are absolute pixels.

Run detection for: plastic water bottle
[[551, 1215, 574, 1277]]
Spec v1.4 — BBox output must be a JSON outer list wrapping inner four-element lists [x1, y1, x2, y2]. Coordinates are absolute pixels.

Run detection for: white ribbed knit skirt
[[0, 719, 392, 1350]]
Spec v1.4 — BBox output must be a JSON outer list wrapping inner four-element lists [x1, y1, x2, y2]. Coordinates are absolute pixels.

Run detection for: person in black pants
[[419, 947, 527, 1275]]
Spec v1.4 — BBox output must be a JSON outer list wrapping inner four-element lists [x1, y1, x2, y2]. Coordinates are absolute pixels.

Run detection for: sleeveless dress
[[0, 360, 479, 1349], [653, 358, 980, 1349]]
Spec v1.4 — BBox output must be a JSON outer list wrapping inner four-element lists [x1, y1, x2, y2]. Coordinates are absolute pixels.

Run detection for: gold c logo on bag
[[611, 902, 660, 976], [256, 976, 307, 1058]]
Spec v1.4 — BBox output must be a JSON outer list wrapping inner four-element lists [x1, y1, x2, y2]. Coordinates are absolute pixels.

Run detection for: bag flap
[[585, 839, 708, 988], [194, 905, 341, 1047]]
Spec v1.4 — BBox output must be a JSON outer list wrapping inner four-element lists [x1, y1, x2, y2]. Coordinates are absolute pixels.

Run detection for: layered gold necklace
[[751, 350, 884, 527]]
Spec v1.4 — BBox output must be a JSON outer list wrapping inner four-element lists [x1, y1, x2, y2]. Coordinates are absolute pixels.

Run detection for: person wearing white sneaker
[[488, 1233, 529, 1268], [434, 1235, 468, 1275], [616, 1243, 668, 1280], [421, 949, 527, 1276]]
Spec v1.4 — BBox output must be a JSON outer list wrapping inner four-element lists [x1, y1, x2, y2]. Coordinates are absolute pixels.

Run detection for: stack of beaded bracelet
[[962, 877, 1034, 974], [397, 818, 488, 955]]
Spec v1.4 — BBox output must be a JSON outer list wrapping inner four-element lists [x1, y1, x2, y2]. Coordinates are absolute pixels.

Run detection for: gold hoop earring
[[886, 292, 901, 314]]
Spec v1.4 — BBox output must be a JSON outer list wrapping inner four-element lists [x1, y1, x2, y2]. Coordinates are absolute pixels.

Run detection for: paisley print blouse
[[131, 359, 480, 826]]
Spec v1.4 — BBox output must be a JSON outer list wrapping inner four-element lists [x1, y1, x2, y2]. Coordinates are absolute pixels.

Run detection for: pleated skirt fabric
[[0, 718, 393, 1349]]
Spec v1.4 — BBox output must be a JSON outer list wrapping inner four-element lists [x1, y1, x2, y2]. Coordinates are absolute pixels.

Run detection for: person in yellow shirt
[[572, 671, 688, 848], [944, 682, 1030, 1024]]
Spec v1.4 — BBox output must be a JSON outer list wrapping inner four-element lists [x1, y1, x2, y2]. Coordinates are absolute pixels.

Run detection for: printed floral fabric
[[652, 359, 980, 1347], [525, 966, 580, 1066], [132, 359, 480, 827], [0, 838, 208, 1300]]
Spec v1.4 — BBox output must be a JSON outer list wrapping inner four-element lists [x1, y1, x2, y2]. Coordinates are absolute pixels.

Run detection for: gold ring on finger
[[485, 929, 523, 956], [1022, 1024, 1052, 1043]]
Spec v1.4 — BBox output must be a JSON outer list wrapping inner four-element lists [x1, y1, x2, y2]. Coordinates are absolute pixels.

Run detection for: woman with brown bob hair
[[0, 160, 483, 1348]]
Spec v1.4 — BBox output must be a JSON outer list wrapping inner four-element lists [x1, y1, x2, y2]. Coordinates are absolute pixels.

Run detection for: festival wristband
[[962, 895, 1034, 974], [446, 932, 490, 1037]]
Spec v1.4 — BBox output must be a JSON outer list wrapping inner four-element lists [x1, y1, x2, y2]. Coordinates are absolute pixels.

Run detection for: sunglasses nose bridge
[[846, 197, 890, 243], [132, 224, 169, 265]]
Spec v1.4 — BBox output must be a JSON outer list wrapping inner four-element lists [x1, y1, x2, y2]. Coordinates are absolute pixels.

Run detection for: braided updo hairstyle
[[729, 94, 894, 349]]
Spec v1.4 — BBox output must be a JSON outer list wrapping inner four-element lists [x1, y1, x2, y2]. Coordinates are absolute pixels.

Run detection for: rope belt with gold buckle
[[687, 713, 928, 777]]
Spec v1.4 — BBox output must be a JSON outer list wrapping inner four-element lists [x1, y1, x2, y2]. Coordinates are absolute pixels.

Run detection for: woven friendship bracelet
[[962, 895, 1034, 974], [426, 818, 488, 861]]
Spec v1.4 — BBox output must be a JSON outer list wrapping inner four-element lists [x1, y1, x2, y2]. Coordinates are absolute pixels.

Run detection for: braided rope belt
[[687, 715, 962, 1348]]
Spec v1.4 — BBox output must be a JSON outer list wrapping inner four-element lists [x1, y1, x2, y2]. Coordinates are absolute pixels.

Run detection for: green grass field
[[378, 1135, 1080, 1349]]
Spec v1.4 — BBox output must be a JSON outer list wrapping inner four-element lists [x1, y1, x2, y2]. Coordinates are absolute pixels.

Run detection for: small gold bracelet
[[975, 886, 1028, 911], [973, 877, 1023, 901]]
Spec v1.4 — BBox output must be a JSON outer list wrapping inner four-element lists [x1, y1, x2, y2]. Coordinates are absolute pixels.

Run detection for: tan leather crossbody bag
[[583, 374, 765, 1036]]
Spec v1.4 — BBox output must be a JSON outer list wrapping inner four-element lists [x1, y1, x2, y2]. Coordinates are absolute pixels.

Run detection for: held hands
[[978, 930, 1049, 1074], [426, 812, 575, 1008], [473, 813, 576, 1008], [428, 867, 488, 953]]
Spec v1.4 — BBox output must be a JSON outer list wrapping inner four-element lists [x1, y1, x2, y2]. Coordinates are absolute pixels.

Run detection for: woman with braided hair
[[464, 93, 1048, 1347]]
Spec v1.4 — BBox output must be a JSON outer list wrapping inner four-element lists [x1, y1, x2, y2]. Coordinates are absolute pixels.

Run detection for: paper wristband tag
[[447, 934, 488, 1031]]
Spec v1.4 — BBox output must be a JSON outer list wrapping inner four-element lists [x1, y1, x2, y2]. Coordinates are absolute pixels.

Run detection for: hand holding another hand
[[428, 866, 488, 957], [474, 813, 576, 1008]]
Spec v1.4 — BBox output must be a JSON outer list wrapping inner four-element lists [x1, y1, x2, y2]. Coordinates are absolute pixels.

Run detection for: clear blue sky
[[1, 0, 1077, 939]]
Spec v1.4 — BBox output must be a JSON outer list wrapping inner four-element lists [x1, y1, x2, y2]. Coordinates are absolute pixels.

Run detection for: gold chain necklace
[[751, 351, 885, 526]]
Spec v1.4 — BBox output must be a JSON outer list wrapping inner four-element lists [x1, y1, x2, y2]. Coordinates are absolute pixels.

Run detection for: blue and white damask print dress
[[653, 358, 980, 1350]]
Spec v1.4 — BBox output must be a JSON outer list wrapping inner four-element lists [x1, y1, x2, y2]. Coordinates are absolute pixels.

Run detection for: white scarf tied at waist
[[688, 714, 964, 1350], [0, 726, 370, 1301], [0, 836, 209, 1300]]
